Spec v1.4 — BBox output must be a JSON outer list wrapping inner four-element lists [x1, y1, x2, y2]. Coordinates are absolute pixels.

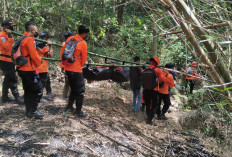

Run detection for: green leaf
[[137, 19, 142, 25]]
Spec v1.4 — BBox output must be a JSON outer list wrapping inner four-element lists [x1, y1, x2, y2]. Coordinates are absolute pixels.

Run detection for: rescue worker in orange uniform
[[36, 32, 53, 101], [157, 63, 175, 120], [143, 56, 174, 125], [17, 21, 44, 119], [60, 32, 73, 98], [0, 20, 23, 104], [61, 25, 89, 117], [186, 61, 200, 94]]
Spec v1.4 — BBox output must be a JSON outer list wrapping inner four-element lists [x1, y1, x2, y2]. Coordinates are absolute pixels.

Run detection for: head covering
[[165, 63, 175, 68], [150, 56, 160, 65], [64, 31, 73, 40], [191, 61, 197, 67], [39, 32, 51, 39], [2, 20, 12, 27]]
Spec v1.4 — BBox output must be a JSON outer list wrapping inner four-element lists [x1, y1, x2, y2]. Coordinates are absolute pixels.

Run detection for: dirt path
[[0, 81, 224, 156]]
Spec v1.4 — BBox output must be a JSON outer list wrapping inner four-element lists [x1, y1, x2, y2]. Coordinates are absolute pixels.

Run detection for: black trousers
[[186, 79, 195, 94], [0, 60, 20, 99], [157, 93, 171, 116], [143, 89, 158, 122], [39, 72, 48, 89], [66, 71, 85, 111], [18, 70, 43, 111], [45, 74, 52, 94]]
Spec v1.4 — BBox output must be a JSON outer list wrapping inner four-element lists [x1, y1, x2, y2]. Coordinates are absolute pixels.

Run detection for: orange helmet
[[150, 56, 160, 65]]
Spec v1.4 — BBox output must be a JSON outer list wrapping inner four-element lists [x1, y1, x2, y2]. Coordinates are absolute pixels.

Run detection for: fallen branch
[[160, 21, 232, 36]]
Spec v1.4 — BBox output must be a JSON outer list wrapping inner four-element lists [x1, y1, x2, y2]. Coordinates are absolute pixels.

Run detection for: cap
[[64, 32, 73, 40], [2, 20, 12, 27], [39, 32, 51, 39], [165, 63, 175, 68], [150, 56, 160, 65]]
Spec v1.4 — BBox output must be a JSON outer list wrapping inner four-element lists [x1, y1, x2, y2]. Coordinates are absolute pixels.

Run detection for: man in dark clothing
[[0, 20, 23, 104], [129, 56, 142, 112]]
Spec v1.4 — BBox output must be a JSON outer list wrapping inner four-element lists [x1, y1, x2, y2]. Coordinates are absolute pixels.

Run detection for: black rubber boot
[[27, 104, 44, 119], [158, 114, 168, 120], [1, 83, 14, 103], [15, 96, 24, 105], [64, 97, 75, 113], [74, 111, 88, 118]]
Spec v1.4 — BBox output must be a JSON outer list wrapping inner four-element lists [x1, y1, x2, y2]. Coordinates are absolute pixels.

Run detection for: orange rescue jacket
[[17, 32, 42, 71], [61, 34, 87, 73], [186, 66, 200, 81], [147, 65, 174, 91], [159, 70, 175, 94], [0, 30, 14, 62], [37, 46, 49, 73]]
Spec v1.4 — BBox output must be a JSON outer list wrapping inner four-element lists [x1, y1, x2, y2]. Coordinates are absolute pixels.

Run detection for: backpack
[[142, 67, 158, 90], [61, 37, 81, 66], [11, 35, 29, 65]]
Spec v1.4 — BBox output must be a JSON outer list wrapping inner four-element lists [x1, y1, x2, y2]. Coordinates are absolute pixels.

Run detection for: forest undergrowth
[[0, 70, 231, 157]]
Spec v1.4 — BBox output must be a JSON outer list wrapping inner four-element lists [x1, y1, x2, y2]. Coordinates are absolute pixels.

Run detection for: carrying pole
[[11, 31, 138, 64]]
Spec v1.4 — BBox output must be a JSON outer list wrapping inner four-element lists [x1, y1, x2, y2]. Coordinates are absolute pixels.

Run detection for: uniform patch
[[1, 37, 6, 43]]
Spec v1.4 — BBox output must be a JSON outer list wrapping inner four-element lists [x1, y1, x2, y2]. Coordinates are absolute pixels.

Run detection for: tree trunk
[[175, 0, 231, 86], [117, 0, 126, 25], [159, 0, 224, 87], [152, 20, 158, 56]]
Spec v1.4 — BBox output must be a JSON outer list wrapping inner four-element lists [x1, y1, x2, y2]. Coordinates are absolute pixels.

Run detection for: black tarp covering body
[[82, 64, 129, 82]]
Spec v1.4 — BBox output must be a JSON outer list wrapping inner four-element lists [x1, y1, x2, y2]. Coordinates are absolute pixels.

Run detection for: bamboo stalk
[[159, 21, 232, 36]]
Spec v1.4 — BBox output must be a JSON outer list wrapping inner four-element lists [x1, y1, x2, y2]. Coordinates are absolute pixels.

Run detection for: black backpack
[[142, 67, 158, 90], [61, 37, 81, 66], [11, 35, 29, 65]]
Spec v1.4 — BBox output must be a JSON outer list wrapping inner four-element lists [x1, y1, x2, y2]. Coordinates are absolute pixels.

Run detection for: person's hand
[[47, 40, 52, 46], [5, 29, 12, 37]]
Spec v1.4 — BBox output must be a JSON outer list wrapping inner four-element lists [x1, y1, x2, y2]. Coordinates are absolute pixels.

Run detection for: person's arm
[[80, 41, 87, 67], [46, 40, 53, 57], [167, 74, 175, 88], [27, 38, 42, 67], [0, 33, 14, 51]]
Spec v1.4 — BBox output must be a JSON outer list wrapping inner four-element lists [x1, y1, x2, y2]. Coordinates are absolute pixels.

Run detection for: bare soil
[[0, 79, 228, 157]]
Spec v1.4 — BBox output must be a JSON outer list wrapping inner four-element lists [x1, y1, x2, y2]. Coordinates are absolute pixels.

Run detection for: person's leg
[[151, 91, 158, 122], [45, 74, 52, 95], [63, 73, 70, 98], [0, 61, 22, 104], [161, 94, 171, 120], [132, 90, 137, 109], [189, 80, 195, 94], [156, 93, 163, 119], [143, 89, 153, 124], [134, 89, 142, 112], [66, 71, 86, 117], [18, 71, 43, 119], [73, 73, 86, 116]]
